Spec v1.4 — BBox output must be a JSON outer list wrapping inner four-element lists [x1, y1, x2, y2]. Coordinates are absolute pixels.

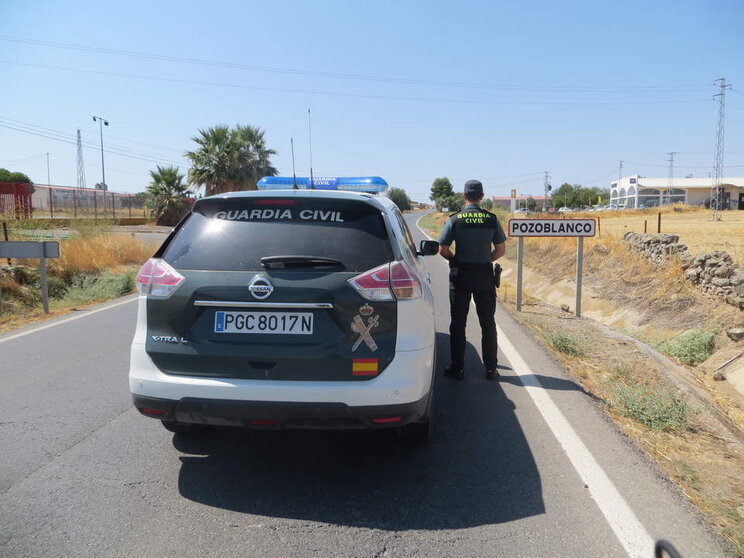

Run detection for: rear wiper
[[260, 255, 343, 269]]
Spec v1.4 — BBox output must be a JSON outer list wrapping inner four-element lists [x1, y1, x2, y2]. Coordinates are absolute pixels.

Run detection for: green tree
[[481, 198, 494, 210], [185, 124, 277, 196], [551, 183, 575, 208], [437, 193, 464, 213], [234, 124, 278, 186], [525, 196, 538, 211], [0, 168, 32, 183], [387, 187, 412, 211], [145, 166, 192, 226], [430, 177, 454, 202], [550, 183, 608, 208]]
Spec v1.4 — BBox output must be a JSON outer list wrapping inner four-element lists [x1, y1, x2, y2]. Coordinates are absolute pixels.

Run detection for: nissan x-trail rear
[[129, 183, 438, 441]]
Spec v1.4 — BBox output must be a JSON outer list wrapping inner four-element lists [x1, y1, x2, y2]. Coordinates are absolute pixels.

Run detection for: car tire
[[397, 390, 434, 444], [399, 415, 433, 444], [161, 420, 207, 436]]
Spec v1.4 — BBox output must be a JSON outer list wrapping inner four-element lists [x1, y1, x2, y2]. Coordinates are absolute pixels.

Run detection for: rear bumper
[[130, 342, 434, 409], [133, 392, 430, 429]]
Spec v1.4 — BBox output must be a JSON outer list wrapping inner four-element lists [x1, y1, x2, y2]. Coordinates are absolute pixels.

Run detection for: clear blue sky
[[2, 0, 743, 202]]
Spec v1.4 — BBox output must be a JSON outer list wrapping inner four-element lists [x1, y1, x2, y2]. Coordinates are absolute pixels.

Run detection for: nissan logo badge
[[249, 276, 274, 300]]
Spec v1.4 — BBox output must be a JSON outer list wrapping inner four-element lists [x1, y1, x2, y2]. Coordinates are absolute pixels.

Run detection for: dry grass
[[516, 309, 744, 556], [421, 208, 744, 554], [572, 206, 744, 264], [47, 233, 156, 280], [1, 232, 156, 331], [424, 206, 744, 264]]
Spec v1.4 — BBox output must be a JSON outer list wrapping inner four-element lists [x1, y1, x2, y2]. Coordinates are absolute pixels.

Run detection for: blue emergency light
[[257, 176, 389, 193]]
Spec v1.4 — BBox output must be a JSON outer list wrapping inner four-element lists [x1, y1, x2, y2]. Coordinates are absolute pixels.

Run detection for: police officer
[[438, 180, 507, 380]]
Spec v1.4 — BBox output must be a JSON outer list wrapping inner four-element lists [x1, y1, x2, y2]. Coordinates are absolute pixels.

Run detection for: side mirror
[[419, 240, 439, 256]]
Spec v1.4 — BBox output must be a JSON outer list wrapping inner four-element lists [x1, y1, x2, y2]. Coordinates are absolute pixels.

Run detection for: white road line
[[497, 330, 654, 557], [0, 296, 138, 345], [414, 212, 654, 558]]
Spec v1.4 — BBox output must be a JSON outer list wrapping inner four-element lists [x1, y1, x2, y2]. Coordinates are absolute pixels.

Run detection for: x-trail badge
[[249, 276, 274, 300]]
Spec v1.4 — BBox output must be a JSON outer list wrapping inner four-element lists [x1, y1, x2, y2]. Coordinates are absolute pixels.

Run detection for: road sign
[[508, 219, 596, 237], [507, 220, 595, 317], [0, 241, 60, 314], [0, 241, 60, 258], [511, 189, 516, 198]]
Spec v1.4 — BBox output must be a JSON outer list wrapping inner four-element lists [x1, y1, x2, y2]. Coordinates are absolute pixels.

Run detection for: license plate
[[214, 311, 313, 334]]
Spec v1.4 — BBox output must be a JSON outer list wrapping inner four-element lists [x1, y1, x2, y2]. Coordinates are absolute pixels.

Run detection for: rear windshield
[[162, 197, 392, 272]]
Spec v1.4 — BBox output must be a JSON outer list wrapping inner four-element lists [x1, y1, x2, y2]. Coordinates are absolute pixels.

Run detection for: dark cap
[[464, 180, 483, 195]]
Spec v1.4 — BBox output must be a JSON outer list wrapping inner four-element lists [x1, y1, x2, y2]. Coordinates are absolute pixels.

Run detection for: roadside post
[[2, 222, 10, 265], [0, 241, 60, 314], [516, 237, 524, 311], [508, 218, 596, 317]]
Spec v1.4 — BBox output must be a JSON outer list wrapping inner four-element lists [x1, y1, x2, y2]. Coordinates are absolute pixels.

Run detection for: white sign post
[[0, 241, 60, 314], [508, 219, 596, 317]]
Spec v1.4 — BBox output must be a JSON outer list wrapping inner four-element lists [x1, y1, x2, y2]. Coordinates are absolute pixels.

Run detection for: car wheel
[[399, 416, 433, 444], [161, 420, 207, 436], [397, 391, 434, 444]]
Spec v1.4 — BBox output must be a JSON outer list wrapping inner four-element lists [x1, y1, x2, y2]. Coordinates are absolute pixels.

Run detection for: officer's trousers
[[448, 264, 498, 371]]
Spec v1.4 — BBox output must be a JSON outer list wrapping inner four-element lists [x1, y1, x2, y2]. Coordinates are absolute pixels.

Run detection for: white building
[[610, 175, 744, 210]]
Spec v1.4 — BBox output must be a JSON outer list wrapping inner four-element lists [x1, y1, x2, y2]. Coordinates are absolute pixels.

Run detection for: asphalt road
[[0, 212, 727, 557]]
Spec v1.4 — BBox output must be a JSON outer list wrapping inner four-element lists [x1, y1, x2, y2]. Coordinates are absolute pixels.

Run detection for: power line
[[0, 60, 715, 107], [386, 171, 545, 182], [0, 116, 186, 164], [623, 160, 744, 169], [0, 119, 183, 166], [0, 34, 713, 94], [78, 128, 184, 156], [582, 169, 620, 186], [0, 153, 46, 166], [0, 116, 184, 165]]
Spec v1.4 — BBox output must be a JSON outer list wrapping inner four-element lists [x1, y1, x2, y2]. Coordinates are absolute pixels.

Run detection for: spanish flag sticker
[[352, 358, 379, 376]]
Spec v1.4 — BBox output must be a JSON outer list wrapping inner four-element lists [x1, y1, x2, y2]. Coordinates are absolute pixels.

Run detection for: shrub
[[52, 233, 154, 280], [610, 364, 634, 384], [614, 384, 693, 431], [69, 218, 114, 238], [60, 272, 135, 305], [544, 330, 588, 357], [656, 328, 716, 366]]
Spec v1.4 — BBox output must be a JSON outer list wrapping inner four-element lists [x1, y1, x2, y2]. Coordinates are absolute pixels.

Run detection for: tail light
[[348, 261, 422, 301], [389, 261, 422, 300], [135, 258, 184, 298]]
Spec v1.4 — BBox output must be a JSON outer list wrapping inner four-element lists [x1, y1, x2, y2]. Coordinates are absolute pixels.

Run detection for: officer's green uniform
[[438, 196, 506, 374]]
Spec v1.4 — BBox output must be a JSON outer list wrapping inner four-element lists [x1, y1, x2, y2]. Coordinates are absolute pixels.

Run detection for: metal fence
[[29, 185, 148, 219]]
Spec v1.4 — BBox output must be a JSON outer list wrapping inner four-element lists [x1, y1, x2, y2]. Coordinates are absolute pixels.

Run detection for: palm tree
[[145, 166, 192, 226], [234, 125, 278, 187], [184, 124, 277, 196]]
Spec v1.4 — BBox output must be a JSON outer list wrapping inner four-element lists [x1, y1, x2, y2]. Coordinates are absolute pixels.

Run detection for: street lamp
[[92, 116, 109, 190]]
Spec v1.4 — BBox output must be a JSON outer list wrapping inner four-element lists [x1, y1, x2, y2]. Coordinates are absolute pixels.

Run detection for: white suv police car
[[129, 177, 438, 441]]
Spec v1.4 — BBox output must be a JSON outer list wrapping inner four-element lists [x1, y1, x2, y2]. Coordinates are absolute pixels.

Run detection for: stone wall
[[624, 232, 744, 310], [623, 232, 688, 264]]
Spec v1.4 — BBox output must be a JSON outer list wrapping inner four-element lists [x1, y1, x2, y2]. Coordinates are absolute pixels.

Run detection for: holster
[[493, 263, 502, 289], [448, 264, 459, 285]]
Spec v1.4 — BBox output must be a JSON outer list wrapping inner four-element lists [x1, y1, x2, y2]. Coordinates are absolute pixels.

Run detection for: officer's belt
[[450, 261, 493, 271]]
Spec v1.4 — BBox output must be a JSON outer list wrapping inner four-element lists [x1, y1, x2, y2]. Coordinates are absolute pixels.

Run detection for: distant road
[[0, 212, 725, 558]]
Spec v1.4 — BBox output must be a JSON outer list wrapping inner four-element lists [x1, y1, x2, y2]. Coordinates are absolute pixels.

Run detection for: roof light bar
[[257, 176, 388, 193]]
